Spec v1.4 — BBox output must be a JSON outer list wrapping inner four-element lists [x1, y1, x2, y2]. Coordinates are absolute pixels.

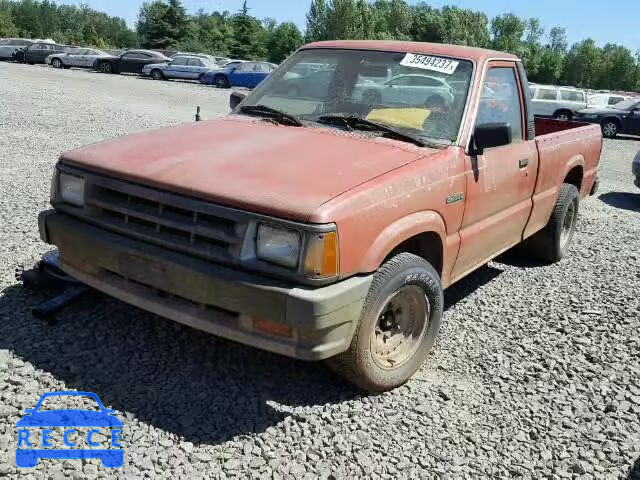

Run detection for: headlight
[[256, 224, 301, 268], [59, 173, 85, 207]]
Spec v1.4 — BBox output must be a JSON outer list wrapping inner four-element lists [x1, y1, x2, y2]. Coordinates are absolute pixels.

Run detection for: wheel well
[[554, 109, 572, 117], [564, 165, 583, 190], [385, 232, 443, 278], [602, 117, 620, 126]]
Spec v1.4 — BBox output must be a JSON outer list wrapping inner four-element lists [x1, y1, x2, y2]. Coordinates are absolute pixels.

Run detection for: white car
[[354, 74, 455, 108], [46, 48, 110, 69], [529, 84, 587, 120], [588, 93, 629, 108]]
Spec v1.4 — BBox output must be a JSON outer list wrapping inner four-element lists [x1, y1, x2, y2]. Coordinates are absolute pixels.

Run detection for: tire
[[198, 73, 206, 83], [553, 110, 572, 121], [51, 58, 63, 69], [100, 62, 113, 74], [151, 69, 164, 80], [526, 183, 580, 263], [425, 95, 445, 109], [214, 74, 230, 88], [601, 120, 618, 138], [327, 253, 444, 392]]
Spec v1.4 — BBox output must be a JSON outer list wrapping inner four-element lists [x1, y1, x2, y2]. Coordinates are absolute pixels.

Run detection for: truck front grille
[[80, 174, 249, 263]]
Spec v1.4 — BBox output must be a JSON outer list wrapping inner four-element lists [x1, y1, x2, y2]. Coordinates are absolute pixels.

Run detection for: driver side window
[[476, 67, 524, 144]]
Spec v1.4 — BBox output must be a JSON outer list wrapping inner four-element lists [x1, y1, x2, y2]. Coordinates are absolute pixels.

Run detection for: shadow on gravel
[[627, 457, 640, 480], [1, 253, 522, 445], [444, 263, 504, 310], [0, 283, 359, 446], [599, 192, 640, 212]]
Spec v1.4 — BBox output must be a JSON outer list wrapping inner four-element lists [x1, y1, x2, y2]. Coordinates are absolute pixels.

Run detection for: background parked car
[[353, 74, 455, 107], [16, 42, 72, 64], [574, 98, 640, 138], [529, 83, 587, 120], [143, 55, 218, 81], [46, 48, 110, 69], [0, 38, 33, 60], [201, 61, 276, 88], [587, 93, 629, 108], [95, 49, 171, 75]]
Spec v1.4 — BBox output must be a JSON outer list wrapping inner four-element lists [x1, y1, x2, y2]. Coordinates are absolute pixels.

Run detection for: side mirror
[[229, 91, 247, 110], [472, 122, 512, 155]]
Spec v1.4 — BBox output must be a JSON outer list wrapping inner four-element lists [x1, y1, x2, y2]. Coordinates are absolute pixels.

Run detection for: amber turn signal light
[[304, 231, 339, 279]]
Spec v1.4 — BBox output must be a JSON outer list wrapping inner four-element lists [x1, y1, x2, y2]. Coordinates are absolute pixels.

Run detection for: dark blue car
[[201, 61, 276, 89], [15, 391, 123, 468]]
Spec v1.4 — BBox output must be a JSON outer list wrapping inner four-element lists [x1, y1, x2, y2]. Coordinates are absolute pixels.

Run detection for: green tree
[[305, 0, 327, 42], [0, 9, 18, 36], [521, 18, 544, 77], [164, 0, 188, 47], [599, 44, 638, 90], [561, 39, 603, 88], [491, 14, 526, 55], [267, 21, 303, 63], [229, 1, 266, 60], [136, 1, 171, 49]]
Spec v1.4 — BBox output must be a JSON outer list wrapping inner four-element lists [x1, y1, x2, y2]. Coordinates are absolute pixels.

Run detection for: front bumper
[[39, 211, 372, 360]]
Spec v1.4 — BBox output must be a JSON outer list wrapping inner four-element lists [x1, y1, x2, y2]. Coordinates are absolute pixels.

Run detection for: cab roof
[[303, 40, 519, 64]]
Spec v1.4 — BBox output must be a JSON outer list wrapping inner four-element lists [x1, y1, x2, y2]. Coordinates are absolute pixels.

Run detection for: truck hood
[[60, 116, 430, 221]]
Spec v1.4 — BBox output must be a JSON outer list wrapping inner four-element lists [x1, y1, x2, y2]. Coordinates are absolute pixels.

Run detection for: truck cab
[[38, 41, 602, 391]]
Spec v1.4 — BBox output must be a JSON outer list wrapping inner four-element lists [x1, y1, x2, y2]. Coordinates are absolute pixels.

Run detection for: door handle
[[519, 158, 529, 168]]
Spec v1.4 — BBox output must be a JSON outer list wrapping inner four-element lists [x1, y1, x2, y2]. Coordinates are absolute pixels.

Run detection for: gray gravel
[[1, 62, 639, 479]]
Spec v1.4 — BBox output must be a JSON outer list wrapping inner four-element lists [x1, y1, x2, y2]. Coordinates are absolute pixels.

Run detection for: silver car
[[0, 38, 33, 60], [142, 55, 218, 81], [46, 48, 110, 69]]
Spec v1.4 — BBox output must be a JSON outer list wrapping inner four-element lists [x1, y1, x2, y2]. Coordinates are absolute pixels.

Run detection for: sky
[[54, 0, 640, 51]]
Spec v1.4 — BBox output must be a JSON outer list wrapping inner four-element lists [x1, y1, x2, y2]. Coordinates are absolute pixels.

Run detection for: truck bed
[[524, 118, 603, 239]]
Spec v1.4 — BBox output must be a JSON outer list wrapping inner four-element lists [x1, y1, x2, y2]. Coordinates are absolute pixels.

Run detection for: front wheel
[[214, 75, 230, 88], [151, 69, 164, 80], [602, 120, 618, 138], [100, 62, 113, 74], [52, 58, 63, 69], [327, 253, 443, 392], [525, 183, 580, 262]]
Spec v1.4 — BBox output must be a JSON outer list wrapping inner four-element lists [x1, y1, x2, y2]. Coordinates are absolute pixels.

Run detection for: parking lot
[[1, 62, 639, 478]]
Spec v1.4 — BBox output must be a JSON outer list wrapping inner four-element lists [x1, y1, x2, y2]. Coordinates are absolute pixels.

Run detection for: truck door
[[451, 62, 538, 280]]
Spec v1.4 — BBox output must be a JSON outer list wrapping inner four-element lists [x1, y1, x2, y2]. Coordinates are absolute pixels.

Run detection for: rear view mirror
[[472, 123, 512, 155], [229, 91, 247, 110]]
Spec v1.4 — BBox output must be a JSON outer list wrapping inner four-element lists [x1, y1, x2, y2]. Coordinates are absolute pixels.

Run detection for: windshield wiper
[[315, 114, 442, 148], [239, 105, 303, 127]]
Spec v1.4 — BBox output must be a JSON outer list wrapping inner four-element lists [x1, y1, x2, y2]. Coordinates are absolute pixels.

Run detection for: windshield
[[612, 99, 638, 110], [241, 48, 474, 144]]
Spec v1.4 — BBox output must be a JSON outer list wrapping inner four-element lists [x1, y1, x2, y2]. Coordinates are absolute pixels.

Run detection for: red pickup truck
[[39, 41, 602, 391]]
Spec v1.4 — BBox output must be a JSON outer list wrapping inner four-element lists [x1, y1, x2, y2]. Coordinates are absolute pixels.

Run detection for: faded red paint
[[58, 42, 603, 289]]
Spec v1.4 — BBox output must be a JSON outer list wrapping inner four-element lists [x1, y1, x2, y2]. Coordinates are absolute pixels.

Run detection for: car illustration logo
[[15, 391, 123, 468]]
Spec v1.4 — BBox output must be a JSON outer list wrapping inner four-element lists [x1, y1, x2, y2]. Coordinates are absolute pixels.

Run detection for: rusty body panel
[[61, 115, 426, 222], [41, 41, 603, 361]]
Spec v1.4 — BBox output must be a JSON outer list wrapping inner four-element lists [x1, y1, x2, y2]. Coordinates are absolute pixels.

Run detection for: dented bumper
[[39, 210, 372, 360]]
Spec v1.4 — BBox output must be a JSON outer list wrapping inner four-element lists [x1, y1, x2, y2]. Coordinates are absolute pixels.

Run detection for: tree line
[[1, 0, 638, 91]]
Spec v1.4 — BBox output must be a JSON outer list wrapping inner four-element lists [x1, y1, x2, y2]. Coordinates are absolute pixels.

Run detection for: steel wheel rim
[[153, 71, 161, 80], [53, 59, 61, 68], [557, 114, 569, 121], [560, 201, 576, 249], [370, 285, 430, 370], [603, 123, 616, 136]]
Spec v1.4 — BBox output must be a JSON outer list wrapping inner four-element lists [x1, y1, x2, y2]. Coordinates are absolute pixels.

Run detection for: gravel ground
[[1, 62, 639, 479]]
